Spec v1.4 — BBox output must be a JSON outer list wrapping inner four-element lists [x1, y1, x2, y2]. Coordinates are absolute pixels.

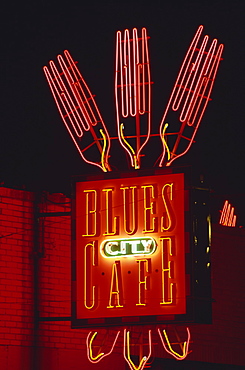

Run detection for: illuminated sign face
[[101, 237, 157, 258], [73, 172, 187, 326]]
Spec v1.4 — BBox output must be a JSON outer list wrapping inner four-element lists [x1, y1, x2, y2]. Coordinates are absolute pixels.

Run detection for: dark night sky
[[1, 1, 245, 223]]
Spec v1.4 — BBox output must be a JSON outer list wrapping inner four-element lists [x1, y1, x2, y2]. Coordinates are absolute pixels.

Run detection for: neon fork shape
[[158, 327, 191, 360], [123, 329, 152, 370], [86, 331, 120, 363], [159, 25, 224, 167], [115, 28, 152, 169], [43, 50, 111, 172]]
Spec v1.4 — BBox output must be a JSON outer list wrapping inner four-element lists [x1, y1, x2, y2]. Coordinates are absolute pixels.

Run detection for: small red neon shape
[[219, 200, 237, 227], [158, 327, 191, 360], [159, 25, 224, 167], [86, 331, 120, 363], [115, 28, 152, 169], [43, 50, 111, 172]]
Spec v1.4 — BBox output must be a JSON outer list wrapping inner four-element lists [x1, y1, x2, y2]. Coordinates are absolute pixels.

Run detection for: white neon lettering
[[141, 239, 152, 252], [120, 241, 127, 254], [131, 240, 141, 253], [105, 241, 119, 256], [101, 238, 156, 258]]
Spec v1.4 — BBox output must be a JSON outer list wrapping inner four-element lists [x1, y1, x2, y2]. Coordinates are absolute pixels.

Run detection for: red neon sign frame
[[72, 171, 188, 327]]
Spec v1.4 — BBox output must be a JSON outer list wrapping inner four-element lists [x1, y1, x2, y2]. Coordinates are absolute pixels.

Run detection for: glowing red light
[[159, 25, 224, 167], [115, 28, 152, 169], [43, 50, 111, 172], [219, 200, 237, 227]]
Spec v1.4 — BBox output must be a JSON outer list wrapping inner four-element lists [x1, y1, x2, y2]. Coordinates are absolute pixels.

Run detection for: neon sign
[[42, 24, 222, 368], [73, 172, 186, 324], [219, 200, 237, 227], [159, 25, 224, 167], [43, 50, 111, 172], [100, 237, 157, 258], [86, 327, 191, 366], [44, 26, 223, 172], [115, 28, 152, 169], [86, 330, 121, 363], [124, 329, 152, 370], [158, 327, 191, 360]]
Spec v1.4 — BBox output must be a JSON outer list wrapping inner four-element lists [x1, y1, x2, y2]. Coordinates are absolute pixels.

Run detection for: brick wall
[[0, 186, 244, 369], [0, 188, 34, 369], [0, 188, 125, 370]]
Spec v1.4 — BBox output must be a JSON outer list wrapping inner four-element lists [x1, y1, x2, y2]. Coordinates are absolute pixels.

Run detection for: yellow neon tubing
[[158, 327, 190, 360], [161, 183, 173, 231], [84, 242, 96, 309], [124, 329, 152, 370], [127, 331, 146, 370], [99, 129, 108, 172], [120, 123, 139, 169], [89, 332, 105, 361], [87, 331, 121, 363], [163, 329, 187, 358], [161, 123, 171, 161]]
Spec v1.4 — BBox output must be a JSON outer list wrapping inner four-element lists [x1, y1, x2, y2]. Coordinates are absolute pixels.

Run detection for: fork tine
[[177, 35, 209, 121], [159, 26, 205, 165], [115, 29, 134, 165], [54, 55, 91, 132], [62, 50, 101, 128], [171, 25, 204, 111], [115, 28, 152, 169], [132, 28, 140, 116], [49, 58, 91, 135], [124, 29, 131, 117], [159, 25, 223, 167], [44, 62, 90, 162], [44, 62, 84, 138], [186, 43, 224, 127], [44, 51, 111, 172], [170, 45, 223, 167], [138, 28, 150, 115], [57, 54, 91, 131], [137, 28, 151, 154]]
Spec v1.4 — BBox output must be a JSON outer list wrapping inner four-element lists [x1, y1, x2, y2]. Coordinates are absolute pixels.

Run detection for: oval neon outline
[[100, 237, 157, 258]]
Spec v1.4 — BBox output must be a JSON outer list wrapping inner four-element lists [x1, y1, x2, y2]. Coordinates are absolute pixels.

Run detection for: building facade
[[0, 186, 244, 369]]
